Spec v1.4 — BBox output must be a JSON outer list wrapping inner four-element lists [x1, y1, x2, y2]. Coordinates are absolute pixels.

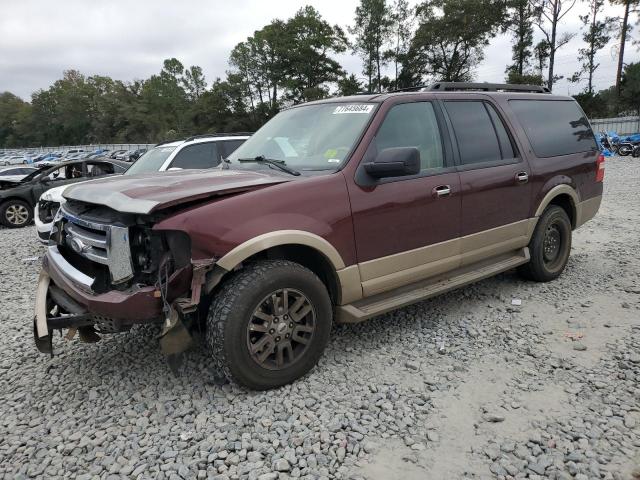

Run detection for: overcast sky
[[1, 0, 637, 100]]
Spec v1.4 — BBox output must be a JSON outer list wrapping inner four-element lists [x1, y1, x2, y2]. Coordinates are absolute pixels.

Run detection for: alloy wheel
[[5, 204, 29, 226], [246, 288, 316, 370]]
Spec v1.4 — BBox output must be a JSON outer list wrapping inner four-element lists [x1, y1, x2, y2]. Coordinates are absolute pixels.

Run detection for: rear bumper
[[575, 194, 602, 229]]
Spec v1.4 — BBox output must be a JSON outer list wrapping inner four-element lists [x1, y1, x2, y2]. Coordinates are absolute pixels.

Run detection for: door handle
[[433, 185, 451, 197], [515, 172, 529, 183]]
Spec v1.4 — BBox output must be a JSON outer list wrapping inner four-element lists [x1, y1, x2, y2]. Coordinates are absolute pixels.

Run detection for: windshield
[[125, 146, 176, 175], [227, 102, 376, 171]]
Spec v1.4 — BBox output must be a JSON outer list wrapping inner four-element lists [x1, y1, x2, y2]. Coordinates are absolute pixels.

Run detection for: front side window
[[375, 102, 444, 170], [169, 142, 220, 169], [86, 162, 116, 176], [227, 102, 376, 172], [509, 99, 598, 157]]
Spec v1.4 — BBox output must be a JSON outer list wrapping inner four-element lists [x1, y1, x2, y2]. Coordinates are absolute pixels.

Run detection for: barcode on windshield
[[333, 104, 374, 114]]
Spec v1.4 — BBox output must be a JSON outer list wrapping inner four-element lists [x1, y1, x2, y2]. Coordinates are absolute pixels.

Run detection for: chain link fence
[[0, 144, 156, 156], [590, 116, 640, 136]]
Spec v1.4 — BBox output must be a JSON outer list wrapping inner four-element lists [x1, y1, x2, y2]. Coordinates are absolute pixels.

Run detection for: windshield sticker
[[327, 158, 340, 163], [333, 104, 374, 114]]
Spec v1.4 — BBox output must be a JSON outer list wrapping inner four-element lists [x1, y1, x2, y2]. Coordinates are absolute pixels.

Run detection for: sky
[[0, 0, 638, 101]]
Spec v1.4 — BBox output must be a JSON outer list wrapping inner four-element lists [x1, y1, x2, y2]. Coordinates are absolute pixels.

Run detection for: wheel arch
[[215, 231, 348, 305], [534, 185, 578, 229]]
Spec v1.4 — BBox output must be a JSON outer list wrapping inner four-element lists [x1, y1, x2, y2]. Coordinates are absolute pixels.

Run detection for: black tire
[[0, 199, 33, 228], [206, 259, 332, 390], [518, 205, 572, 282]]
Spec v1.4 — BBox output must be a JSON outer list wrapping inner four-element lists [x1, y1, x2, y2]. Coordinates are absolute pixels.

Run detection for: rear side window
[[221, 139, 246, 158], [444, 101, 511, 165], [375, 102, 444, 170], [170, 142, 221, 169], [509, 100, 597, 157]]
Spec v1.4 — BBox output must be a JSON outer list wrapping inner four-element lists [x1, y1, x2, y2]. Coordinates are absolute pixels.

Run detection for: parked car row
[[0, 146, 152, 166], [0, 133, 250, 230], [28, 83, 604, 390]]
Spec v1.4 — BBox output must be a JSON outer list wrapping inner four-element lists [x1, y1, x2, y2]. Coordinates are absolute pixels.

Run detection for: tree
[[0, 92, 30, 147], [385, 0, 415, 89], [350, 0, 393, 93], [410, 0, 507, 82], [570, 0, 613, 94], [337, 74, 364, 95], [610, 0, 640, 93], [504, 0, 536, 77], [619, 62, 640, 115], [530, 0, 578, 91], [182, 66, 207, 100], [282, 6, 348, 103]]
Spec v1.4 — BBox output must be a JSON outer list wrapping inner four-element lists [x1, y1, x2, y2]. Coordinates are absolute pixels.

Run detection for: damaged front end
[[34, 199, 217, 367]]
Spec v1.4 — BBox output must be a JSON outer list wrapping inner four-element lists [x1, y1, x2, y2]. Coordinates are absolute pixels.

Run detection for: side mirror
[[363, 147, 420, 178]]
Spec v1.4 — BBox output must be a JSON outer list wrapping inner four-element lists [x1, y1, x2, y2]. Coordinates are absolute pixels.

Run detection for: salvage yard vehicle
[[34, 83, 603, 390], [34, 134, 250, 242], [0, 159, 128, 228]]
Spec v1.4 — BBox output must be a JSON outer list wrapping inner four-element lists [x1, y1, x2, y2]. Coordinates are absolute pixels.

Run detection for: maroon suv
[[34, 82, 603, 389]]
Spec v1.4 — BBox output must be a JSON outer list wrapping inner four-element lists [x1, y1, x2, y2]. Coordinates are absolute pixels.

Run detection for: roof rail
[[390, 82, 550, 94], [428, 82, 550, 93], [154, 139, 179, 147], [183, 132, 253, 142]]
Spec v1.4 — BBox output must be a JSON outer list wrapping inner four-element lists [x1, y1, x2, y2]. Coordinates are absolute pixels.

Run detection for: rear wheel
[[206, 260, 332, 390], [0, 199, 33, 228], [518, 205, 572, 282]]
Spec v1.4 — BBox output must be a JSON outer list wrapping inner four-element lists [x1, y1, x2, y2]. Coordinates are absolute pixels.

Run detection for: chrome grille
[[56, 205, 134, 284]]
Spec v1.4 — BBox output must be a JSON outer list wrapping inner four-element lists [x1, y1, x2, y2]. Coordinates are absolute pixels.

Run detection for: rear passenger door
[[441, 99, 532, 265], [168, 142, 221, 170]]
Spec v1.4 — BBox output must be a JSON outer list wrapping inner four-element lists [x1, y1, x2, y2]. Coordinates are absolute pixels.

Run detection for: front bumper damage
[[33, 247, 217, 367]]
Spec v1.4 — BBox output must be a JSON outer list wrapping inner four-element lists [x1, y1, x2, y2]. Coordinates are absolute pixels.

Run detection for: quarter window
[[509, 99, 598, 157], [375, 102, 444, 170], [170, 142, 221, 169]]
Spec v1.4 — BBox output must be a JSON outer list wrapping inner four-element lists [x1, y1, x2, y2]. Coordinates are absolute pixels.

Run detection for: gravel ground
[[0, 157, 638, 480]]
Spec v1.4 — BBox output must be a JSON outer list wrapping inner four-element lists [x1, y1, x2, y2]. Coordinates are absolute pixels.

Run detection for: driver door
[[347, 100, 462, 297]]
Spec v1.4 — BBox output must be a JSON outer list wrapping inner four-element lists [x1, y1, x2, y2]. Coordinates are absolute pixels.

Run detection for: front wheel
[[518, 205, 572, 282], [206, 260, 332, 390], [0, 199, 33, 228]]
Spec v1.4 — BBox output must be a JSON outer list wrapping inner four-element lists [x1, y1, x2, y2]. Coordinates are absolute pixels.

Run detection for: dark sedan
[[0, 158, 128, 228]]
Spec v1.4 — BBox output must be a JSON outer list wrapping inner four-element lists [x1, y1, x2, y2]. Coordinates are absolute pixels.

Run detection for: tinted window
[[509, 100, 597, 157], [221, 139, 246, 158], [170, 142, 220, 169], [444, 101, 502, 165], [376, 102, 444, 170], [486, 104, 516, 159]]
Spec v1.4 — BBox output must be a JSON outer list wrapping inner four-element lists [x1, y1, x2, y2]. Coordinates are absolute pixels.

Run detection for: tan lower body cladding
[[355, 218, 537, 298]]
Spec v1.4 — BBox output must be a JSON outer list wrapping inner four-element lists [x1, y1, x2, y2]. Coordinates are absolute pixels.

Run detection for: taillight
[[596, 154, 605, 182]]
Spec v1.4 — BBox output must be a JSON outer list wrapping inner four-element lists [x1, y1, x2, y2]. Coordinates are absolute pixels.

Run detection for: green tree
[[350, 0, 393, 93], [530, 0, 578, 91], [410, 0, 507, 82], [610, 0, 640, 93], [182, 66, 208, 100], [385, 0, 414, 89], [504, 0, 536, 78], [570, 0, 613, 94], [283, 6, 347, 103], [337, 74, 364, 95], [0, 92, 30, 147], [619, 62, 640, 115]]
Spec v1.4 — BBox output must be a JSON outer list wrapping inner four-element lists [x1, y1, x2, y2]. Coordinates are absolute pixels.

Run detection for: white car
[[35, 134, 249, 242], [0, 166, 39, 183]]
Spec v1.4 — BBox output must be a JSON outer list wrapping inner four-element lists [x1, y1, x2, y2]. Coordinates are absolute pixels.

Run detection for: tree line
[[1, 0, 639, 148]]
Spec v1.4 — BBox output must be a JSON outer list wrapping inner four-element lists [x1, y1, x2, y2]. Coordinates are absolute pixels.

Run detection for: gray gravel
[[1, 157, 639, 480]]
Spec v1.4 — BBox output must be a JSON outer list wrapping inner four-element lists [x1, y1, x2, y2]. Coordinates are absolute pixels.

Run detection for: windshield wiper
[[237, 156, 301, 176]]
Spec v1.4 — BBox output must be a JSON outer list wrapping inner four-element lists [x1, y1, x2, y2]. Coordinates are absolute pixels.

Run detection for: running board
[[336, 248, 530, 323]]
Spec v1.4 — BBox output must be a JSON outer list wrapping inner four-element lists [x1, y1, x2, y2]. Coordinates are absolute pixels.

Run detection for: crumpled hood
[[62, 168, 293, 214]]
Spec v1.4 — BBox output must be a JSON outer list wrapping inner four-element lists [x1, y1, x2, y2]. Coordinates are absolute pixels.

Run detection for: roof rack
[[183, 132, 253, 142], [391, 82, 550, 94]]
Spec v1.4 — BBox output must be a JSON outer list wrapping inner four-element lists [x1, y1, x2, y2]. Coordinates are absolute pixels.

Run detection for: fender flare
[[216, 230, 346, 271], [534, 184, 579, 220]]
